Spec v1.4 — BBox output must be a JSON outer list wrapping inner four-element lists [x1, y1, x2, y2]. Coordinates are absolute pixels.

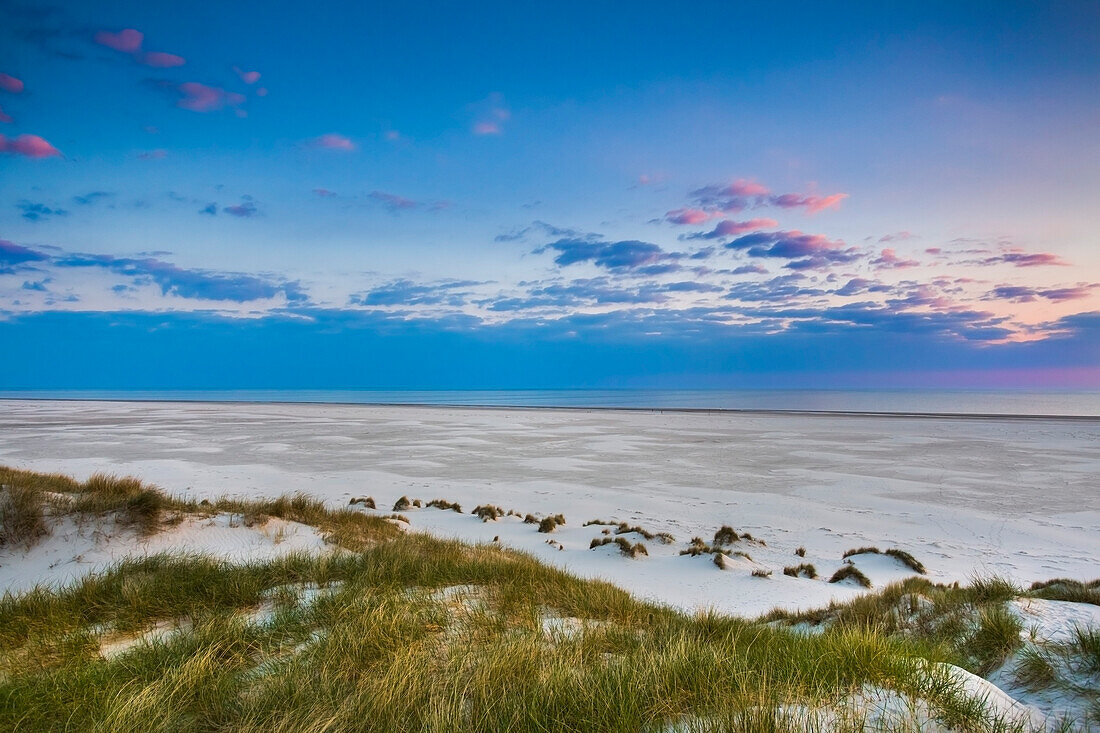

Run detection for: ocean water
[[2, 389, 1099, 417]]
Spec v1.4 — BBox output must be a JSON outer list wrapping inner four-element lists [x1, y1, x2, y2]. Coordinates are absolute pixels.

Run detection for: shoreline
[[3, 395, 1099, 422]]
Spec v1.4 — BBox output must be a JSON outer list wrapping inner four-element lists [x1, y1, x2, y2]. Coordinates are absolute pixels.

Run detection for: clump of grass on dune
[[783, 563, 817, 579], [426, 498, 463, 513], [537, 514, 565, 533], [472, 504, 504, 522], [590, 536, 648, 558], [0, 481, 48, 548], [829, 565, 872, 588], [1029, 577, 1100, 606], [967, 605, 1024, 674]]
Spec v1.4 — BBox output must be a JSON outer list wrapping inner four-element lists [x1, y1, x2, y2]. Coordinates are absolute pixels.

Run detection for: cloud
[[0, 239, 49, 271], [312, 188, 337, 197], [665, 208, 714, 225], [0, 105, 10, 124], [233, 66, 261, 84], [768, 192, 848, 213], [0, 73, 24, 93], [199, 202, 217, 215], [311, 133, 356, 151], [139, 51, 185, 68], [726, 230, 862, 269], [137, 149, 167, 160], [871, 248, 920, 269], [16, 200, 68, 220], [687, 179, 848, 216], [54, 251, 304, 303], [176, 82, 245, 112], [350, 279, 479, 307], [72, 191, 112, 206], [0, 133, 61, 158], [682, 218, 779, 240], [94, 28, 143, 53], [535, 238, 682, 272], [987, 284, 1096, 303], [369, 190, 418, 211], [223, 200, 258, 217], [471, 93, 510, 135], [979, 251, 1068, 268]]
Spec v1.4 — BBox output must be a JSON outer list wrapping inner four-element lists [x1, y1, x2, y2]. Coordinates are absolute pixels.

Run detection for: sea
[[2, 389, 1099, 418]]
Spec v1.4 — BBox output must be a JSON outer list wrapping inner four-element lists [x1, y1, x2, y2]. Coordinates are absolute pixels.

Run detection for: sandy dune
[[1, 399, 1098, 616]]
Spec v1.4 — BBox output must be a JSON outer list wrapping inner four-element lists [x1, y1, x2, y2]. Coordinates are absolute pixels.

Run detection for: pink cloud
[[384, 129, 401, 141], [666, 208, 714, 225], [769, 192, 848, 213], [312, 133, 356, 151], [472, 94, 510, 135], [871, 248, 920, 269], [256, 87, 268, 97], [140, 51, 186, 68], [95, 28, 143, 53], [0, 73, 24, 94], [472, 121, 502, 135], [998, 251, 1067, 267], [0, 105, 10, 124], [708, 218, 779, 236], [177, 82, 245, 112], [0, 133, 61, 158], [312, 188, 337, 197], [725, 178, 770, 197], [233, 67, 261, 84], [137, 149, 167, 160]]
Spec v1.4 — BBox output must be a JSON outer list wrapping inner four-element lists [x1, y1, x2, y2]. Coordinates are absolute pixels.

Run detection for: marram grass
[[0, 466, 1079, 731]]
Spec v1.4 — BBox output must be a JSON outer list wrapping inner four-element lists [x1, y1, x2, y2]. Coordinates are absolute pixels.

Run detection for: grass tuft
[[590, 536, 648, 558], [537, 514, 566, 533], [472, 504, 504, 522], [829, 565, 872, 588], [884, 548, 926, 574], [967, 605, 1023, 674], [783, 564, 818, 579], [0, 481, 48, 548], [842, 546, 881, 558], [712, 526, 740, 545], [348, 496, 376, 509], [426, 498, 463, 513]]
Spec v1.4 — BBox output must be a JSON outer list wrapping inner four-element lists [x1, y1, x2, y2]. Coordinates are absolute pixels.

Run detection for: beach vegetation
[[0, 466, 1089, 731], [537, 514, 566, 533], [426, 498, 463, 513], [712, 526, 739, 545], [472, 504, 504, 522], [590, 536, 648, 558], [829, 565, 873, 588], [349, 496, 376, 509], [783, 564, 818, 579]]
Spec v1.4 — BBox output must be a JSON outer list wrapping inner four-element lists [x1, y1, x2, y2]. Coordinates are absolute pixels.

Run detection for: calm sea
[[2, 390, 1099, 417]]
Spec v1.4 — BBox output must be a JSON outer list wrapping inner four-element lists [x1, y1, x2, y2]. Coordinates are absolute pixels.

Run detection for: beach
[[3, 398, 1097, 617]]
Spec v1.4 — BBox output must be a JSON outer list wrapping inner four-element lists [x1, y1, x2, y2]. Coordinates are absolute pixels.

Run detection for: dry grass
[[829, 565, 872, 588]]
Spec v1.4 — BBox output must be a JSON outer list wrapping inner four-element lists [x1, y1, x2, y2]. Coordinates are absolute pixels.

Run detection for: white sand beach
[[2, 399, 1097, 617]]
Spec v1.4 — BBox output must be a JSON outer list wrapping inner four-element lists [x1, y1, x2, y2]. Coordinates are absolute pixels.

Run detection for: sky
[[2, 0, 1099, 390]]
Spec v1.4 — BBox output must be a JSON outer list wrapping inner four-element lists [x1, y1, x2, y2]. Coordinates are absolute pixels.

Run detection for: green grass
[[0, 466, 1083, 731], [967, 605, 1024, 675], [1029, 578, 1100, 607]]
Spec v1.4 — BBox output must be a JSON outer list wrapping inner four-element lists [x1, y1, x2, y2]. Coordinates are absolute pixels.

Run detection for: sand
[[1, 399, 1098, 617]]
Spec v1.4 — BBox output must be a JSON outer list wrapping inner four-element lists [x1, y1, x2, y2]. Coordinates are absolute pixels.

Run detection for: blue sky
[[2, 1, 1099, 389]]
